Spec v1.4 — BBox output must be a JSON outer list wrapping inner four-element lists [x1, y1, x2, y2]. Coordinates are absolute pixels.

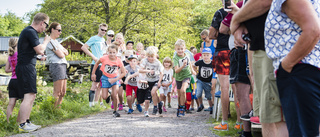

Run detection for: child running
[[185, 76, 196, 113], [91, 44, 126, 117], [159, 57, 174, 112], [139, 47, 164, 115], [173, 39, 195, 117], [136, 56, 151, 117]]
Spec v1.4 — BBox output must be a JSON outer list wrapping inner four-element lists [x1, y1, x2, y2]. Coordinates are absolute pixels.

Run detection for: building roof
[[59, 35, 84, 45]]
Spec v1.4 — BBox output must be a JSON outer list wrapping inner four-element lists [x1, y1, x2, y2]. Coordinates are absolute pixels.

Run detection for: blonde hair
[[33, 13, 49, 24], [200, 29, 209, 36], [108, 44, 118, 52], [174, 39, 186, 48], [99, 23, 108, 28], [162, 57, 173, 68], [8, 38, 18, 56], [136, 42, 144, 48], [146, 46, 157, 56]]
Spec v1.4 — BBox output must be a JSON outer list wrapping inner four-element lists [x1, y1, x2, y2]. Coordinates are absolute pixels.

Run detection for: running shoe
[[178, 108, 185, 116], [186, 109, 192, 114], [19, 123, 38, 133], [118, 104, 123, 111], [111, 102, 114, 109], [168, 103, 172, 108], [127, 109, 134, 114], [240, 110, 253, 121], [213, 123, 229, 131], [144, 111, 149, 117], [152, 107, 158, 115], [163, 106, 167, 112], [189, 108, 195, 111], [176, 109, 179, 117], [26, 120, 41, 130], [250, 116, 260, 124], [234, 123, 243, 130], [136, 104, 142, 112], [113, 111, 121, 117], [197, 104, 204, 112], [158, 102, 163, 114]]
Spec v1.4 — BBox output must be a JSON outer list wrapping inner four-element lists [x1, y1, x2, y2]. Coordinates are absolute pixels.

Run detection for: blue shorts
[[196, 79, 212, 100], [100, 75, 120, 88], [191, 89, 197, 100]]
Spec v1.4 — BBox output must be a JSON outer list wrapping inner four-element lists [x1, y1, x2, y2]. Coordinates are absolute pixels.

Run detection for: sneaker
[[215, 90, 221, 97], [100, 102, 103, 106], [127, 109, 134, 114], [136, 104, 142, 112], [26, 120, 41, 130], [186, 109, 192, 114], [250, 116, 260, 124], [214, 123, 229, 131], [197, 104, 204, 112], [204, 107, 213, 114], [144, 111, 149, 117], [111, 102, 114, 109], [113, 111, 121, 117], [152, 107, 158, 115], [189, 108, 195, 111], [240, 110, 253, 121], [163, 106, 167, 112], [158, 102, 163, 114], [178, 108, 185, 116], [234, 123, 243, 130], [19, 123, 38, 133], [176, 109, 180, 117], [106, 95, 111, 103], [168, 103, 172, 108], [118, 104, 123, 111]]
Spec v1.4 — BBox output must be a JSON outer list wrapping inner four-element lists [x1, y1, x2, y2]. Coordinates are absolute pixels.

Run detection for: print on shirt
[[104, 64, 119, 74], [200, 67, 213, 78], [178, 56, 190, 69], [146, 65, 158, 78], [140, 82, 149, 89]]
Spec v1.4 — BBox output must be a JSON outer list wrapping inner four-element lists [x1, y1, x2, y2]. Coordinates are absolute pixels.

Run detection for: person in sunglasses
[[106, 30, 115, 48], [45, 22, 68, 108], [16, 13, 51, 132], [81, 23, 108, 107]]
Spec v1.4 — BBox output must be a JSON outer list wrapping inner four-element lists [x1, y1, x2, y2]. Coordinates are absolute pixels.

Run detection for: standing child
[[159, 57, 174, 112], [173, 39, 196, 117], [139, 47, 164, 115], [91, 45, 126, 117], [124, 55, 140, 114], [185, 76, 196, 113]]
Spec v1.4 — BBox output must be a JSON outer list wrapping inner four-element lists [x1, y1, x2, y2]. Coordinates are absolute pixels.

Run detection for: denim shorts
[[191, 89, 198, 100], [100, 75, 120, 88], [196, 79, 212, 100]]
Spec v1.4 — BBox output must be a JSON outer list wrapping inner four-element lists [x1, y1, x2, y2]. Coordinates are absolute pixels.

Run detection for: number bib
[[200, 67, 213, 78], [104, 65, 117, 74], [178, 57, 190, 69], [140, 82, 149, 89]]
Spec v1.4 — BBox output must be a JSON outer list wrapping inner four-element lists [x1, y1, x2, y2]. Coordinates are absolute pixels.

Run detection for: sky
[[0, 0, 43, 19]]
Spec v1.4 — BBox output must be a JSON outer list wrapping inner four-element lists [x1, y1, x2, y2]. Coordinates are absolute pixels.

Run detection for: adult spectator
[[16, 13, 51, 132], [81, 23, 108, 107], [265, 0, 320, 136], [105, 30, 115, 51], [45, 22, 69, 108], [230, 0, 288, 136], [209, 6, 230, 131]]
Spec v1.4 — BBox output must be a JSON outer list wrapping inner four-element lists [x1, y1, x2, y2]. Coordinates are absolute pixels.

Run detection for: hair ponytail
[[8, 38, 18, 56]]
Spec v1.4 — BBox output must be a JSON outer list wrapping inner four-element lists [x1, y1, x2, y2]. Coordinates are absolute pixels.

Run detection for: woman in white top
[[45, 22, 69, 108]]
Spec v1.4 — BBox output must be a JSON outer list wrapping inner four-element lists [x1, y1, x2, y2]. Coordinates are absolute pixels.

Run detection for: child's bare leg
[[111, 85, 119, 111], [151, 86, 159, 106]]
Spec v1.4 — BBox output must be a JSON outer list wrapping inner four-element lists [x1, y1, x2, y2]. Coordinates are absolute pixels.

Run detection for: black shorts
[[136, 88, 151, 104], [121, 76, 126, 90], [8, 79, 23, 99], [16, 64, 37, 94], [229, 48, 250, 84], [90, 65, 103, 82], [147, 81, 159, 90]]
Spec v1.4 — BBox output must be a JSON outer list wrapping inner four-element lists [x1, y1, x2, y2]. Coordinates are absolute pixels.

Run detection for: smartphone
[[223, 0, 231, 11]]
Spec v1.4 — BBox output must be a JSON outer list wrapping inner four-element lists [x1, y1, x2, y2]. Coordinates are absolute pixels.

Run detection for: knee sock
[[89, 90, 95, 102]]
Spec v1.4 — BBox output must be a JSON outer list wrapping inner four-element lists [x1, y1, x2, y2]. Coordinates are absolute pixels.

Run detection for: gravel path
[[12, 98, 218, 137]]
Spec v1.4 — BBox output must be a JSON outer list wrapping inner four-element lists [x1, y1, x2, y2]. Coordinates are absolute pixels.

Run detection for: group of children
[[91, 37, 216, 118]]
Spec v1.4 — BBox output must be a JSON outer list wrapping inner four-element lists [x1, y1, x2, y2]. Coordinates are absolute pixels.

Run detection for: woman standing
[[45, 22, 69, 108]]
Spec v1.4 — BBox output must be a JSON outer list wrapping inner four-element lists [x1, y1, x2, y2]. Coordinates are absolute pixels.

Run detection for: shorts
[[229, 48, 250, 84], [136, 88, 152, 104], [214, 50, 230, 75], [121, 77, 126, 90], [159, 86, 172, 96], [252, 50, 283, 123], [49, 63, 68, 82], [196, 79, 212, 100], [191, 89, 197, 100], [277, 63, 320, 136], [90, 65, 102, 82], [126, 84, 138, 97], [100, 75, 120, 88], [176, 77, 191, 89], [8, 79, 23, 99], [147, 81, 159, 90], [16, 64, 37, 94]]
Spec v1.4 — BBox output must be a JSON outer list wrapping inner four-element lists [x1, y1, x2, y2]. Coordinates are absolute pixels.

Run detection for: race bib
[[178, 57, 190, 69], [140, 82, 149, 89], [104, 65, 117, 74], [162, 73, 170, 82], [200, 67, 212, 78]]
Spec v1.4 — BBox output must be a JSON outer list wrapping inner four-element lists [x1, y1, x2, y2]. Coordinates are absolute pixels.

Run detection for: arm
[[233, 24, 249, 48], [280, 0, 320, 73], [219, 23, 230, 35], [109, 65, 127, 84], [209, 26, 219, 40], [157, 71, 163, 88], [33, 35, 51, 55], [5, 61, 11, 73], [192, 82, 196, 95], [91, 60, 101, 81], [81, 44, 98, 62], [174, 59, 187, 73], [124, 71, 139, 84], [200, 42, 204, 53]]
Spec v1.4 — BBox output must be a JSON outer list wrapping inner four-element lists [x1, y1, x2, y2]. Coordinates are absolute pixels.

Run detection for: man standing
[[16, 13, 51, 132], [81, 23, 108, 107]]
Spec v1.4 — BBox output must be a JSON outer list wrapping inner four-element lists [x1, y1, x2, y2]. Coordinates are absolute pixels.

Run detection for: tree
[[0, 11, 27, 36]]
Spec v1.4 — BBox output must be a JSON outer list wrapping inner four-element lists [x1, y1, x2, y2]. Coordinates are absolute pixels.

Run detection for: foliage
[[0, 11, 27, 36]]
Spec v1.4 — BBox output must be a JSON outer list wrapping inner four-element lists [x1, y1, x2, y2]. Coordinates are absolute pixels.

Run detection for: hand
[[149, 70, 155, 75], [44, 34, 51, 43], [183, 59, 188, 66], [91, 74, 96, 81], [227, 1, 240, 15], [124, 80, 128, 85], [281, 59, 294, 73], [233, 25, 248, 48], [157, 81, 161, 88], [192, 91, 195, 95], [108, 78, 118, 84], [40, 56, 46, 61]]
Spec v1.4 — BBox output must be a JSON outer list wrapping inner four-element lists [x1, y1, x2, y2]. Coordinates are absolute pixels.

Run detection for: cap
[[202, 48, 212, 54], [126, 41, 134, 45], [128, 55, 138, 60], [107, 30, 114, 35]]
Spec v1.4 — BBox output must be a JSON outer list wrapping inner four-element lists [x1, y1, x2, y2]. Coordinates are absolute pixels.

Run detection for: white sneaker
[[27, 121, 41, 129], [19, 123, 38, 132], [144, 111, 149, 117]]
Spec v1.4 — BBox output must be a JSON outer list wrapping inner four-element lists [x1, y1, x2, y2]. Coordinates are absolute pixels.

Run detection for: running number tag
[[162, 74, 170, 82], [201, 67, 212, 78], [129, 77, 137, 82], [146, 67, 156, 77], [104, 65, 116, 74], [140, 83, 149, 89], [179, 57, 189, 69]]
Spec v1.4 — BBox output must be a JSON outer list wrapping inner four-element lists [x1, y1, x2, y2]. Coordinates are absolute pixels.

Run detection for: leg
[[151, 86, 159, 106], [101, 88, 109, 100], [7, 98, 17, 123], [94, 84, 102, 103], [57, 79, 67, 107], [18, 93, 36, 124], [179, 82, 189, 107], [144, 100, 150, 112], [118, 86, 124, 106], [218, 74, 229, 122], [235, 82, 251, 132], [232, 85, 241, 123], [53, 79, 64, 107], [111, 85, 119, 111]]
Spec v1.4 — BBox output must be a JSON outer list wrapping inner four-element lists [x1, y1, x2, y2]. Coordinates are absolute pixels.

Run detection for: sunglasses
[[108, 35, 114, 37], [54, 28, 62, 32], [125, 56, 129, 58], [202, 36, 207, 40], [100, 29, 107, 32], [44, 21, 49, 28]]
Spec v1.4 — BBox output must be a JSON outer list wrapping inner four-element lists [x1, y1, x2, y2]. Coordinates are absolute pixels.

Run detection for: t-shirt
[[17, 26, 40, 66], [244, 12, 268, 51], [99, 55, 123, 78], [140, 58, 164, 82], [222, 1, 243, 27], [211, 8, 230, 52], [173, 49, 195, 62], [8, 52, 18, 79], [194, 53, 202, 61], [195, 59, 214, 83], [125, 65, 139, 86], [162, 68, 173, 84], [173, 53, 192, 81], [46, 39, 68, 64], [85, 35, 106, 64], [137, 73, 149, 89], [186, 76, 195, 93]]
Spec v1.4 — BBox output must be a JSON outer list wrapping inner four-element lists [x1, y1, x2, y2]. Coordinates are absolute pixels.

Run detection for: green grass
[[209, 102, 241, 137]]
